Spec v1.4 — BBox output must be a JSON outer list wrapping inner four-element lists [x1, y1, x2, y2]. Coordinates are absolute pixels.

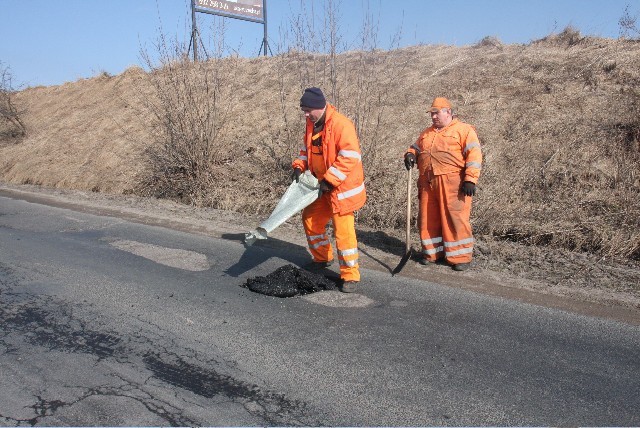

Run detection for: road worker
[[404, 97, 482, 271], [292, 87, 366, 293]]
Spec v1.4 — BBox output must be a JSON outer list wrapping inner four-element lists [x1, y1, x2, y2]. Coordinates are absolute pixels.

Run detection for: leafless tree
[[619, 5, 640, 38], [0, 62, 26, 142]]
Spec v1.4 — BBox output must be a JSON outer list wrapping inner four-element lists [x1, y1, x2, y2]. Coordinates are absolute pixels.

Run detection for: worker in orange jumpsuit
[[292, 87, 366, 293], [404, 97, 482, 271]]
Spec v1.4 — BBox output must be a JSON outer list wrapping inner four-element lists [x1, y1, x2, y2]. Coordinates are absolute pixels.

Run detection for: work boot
[[305, 260, 333, 271], [451, 262, 471, 271], [339, 280, 358, 293]]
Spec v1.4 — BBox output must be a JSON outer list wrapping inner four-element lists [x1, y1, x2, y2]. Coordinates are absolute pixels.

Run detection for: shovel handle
[[405, 167, 412, 254]]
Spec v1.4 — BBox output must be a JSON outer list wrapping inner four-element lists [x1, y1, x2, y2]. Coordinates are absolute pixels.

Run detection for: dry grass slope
[[1, 32, 639, 270]]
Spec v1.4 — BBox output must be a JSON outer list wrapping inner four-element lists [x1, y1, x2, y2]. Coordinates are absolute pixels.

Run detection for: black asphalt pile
[[242, 264, 336, 298]]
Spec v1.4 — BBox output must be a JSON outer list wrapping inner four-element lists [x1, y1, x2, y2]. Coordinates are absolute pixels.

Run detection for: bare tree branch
[[0, 62, 26, 142]]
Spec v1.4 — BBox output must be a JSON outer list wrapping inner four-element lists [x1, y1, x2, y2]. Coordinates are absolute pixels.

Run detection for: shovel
[[392, 167, 412, 275]]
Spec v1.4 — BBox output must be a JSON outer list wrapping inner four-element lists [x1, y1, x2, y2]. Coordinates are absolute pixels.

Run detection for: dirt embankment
[[1, 32, 639, 315]]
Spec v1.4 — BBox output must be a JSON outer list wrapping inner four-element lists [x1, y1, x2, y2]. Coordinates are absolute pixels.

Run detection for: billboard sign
[[196, 0, 264, 23]]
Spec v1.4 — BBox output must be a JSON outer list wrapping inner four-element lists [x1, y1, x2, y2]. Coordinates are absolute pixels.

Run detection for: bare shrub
[[135, 32, 240, 207], [343, 46, 410, 229], [0, 62, 26, 143], [602, 59, 617, 72], [474, 36, 503, 49], [619, 5, 640, 39], [270, 19, 325, 181], [534, 26, 584, 47]]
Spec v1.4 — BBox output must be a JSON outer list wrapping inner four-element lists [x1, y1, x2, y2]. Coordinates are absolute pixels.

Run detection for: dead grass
[[1, 34, 639, 263]]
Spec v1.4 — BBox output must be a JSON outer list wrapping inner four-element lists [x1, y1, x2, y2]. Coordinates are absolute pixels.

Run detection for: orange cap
[[429, 97, 452, 112]]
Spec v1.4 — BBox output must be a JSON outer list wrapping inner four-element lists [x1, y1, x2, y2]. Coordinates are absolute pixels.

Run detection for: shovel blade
[[391, 250, 411, 276]]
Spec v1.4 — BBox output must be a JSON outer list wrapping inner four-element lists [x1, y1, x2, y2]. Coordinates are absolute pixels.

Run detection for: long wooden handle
[[405, 167, 412, 253]]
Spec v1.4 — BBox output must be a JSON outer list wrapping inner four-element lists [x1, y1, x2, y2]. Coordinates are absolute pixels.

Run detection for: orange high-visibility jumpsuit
[[406, 118, 482, 265], [293, 104, 366, 282]]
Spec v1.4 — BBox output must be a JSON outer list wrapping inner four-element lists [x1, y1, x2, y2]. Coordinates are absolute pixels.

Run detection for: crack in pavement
[[0, 384, 197, 427], [142, 352, 308, 426]]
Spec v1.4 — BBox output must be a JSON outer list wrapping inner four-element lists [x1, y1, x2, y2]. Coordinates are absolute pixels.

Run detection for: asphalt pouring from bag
[[242, 264, 336, 298]]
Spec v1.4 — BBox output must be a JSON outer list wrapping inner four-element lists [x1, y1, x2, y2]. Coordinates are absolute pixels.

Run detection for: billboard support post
[[191, 0, 198, 61], [262, 0, 268, 56]]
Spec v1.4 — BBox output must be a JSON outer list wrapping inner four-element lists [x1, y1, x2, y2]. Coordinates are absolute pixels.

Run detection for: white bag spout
[[244, 171, 320, 245]]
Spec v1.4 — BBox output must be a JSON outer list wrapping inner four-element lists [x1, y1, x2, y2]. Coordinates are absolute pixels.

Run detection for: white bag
[[244, 171, 320, 245]]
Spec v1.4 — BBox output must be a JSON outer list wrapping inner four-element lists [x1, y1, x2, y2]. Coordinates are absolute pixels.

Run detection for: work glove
[[462, 181, 476, 197], [319, 180, 333, 194], [291, 168, 302, 183], [404, 153, 416, 170]]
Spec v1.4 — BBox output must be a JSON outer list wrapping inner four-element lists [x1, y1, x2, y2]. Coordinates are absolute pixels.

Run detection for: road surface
[[1, 194, 639, 426]]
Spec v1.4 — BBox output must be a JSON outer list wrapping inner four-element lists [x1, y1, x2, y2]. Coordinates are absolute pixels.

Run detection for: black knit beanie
[[300, 87, 326, 109]]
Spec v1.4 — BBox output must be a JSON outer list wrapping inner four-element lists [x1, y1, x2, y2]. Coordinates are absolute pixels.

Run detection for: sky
[[1, 0, 638, 88]]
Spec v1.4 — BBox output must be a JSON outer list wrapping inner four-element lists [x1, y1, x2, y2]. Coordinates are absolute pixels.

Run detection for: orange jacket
[[406, 118, 482, 184], [292, 104, 366, 215]]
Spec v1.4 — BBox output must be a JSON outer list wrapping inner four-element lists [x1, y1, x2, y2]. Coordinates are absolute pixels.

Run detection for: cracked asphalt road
[[1, 195, 640, 426], [0, 198, 319, 426], [0, 272, 315, 426]]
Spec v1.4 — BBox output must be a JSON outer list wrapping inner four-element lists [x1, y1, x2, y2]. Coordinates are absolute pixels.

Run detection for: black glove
[[404, 153, 416, 170], [291, 168, 302, 183], [319, 180, 333, 194], [462, 181, 476, 197]]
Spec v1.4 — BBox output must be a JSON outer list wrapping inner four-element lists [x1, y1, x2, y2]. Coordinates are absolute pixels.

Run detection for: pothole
[[301, 291, 375, 308], [108, 239, 210, 271], [241, 265, 336, 298]]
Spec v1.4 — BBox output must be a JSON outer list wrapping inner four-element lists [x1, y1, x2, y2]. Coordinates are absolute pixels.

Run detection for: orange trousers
[[418, 171, 474, 265], [302, 192, 360, 281]]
